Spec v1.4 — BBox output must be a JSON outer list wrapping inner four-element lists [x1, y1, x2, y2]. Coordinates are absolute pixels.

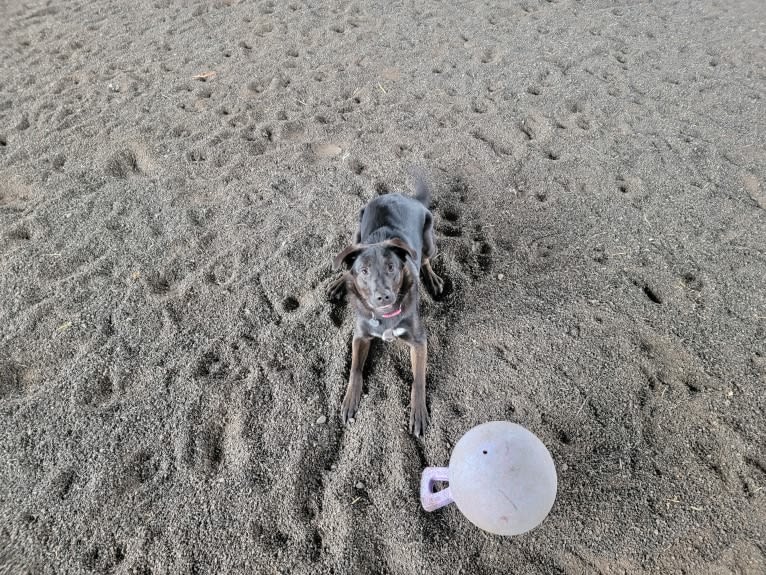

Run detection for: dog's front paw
[[409, 400, 429, 437], [341, 381, 362, 424]]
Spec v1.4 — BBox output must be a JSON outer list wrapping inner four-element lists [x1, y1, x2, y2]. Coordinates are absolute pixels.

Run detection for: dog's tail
[[412, 170, 430, 207]]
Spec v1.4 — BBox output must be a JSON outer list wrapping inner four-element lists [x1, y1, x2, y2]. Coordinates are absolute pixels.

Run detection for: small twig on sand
[[192, 71, 217, 81], [665, 498, 703, 511]]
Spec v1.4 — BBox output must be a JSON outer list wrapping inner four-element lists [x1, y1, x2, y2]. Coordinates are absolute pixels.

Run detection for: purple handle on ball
[[420, 467, 453, 512]]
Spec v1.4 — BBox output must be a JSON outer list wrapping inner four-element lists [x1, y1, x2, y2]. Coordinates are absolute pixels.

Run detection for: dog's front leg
[[341, 335, 370, 424], [408, 340, 429, 436]]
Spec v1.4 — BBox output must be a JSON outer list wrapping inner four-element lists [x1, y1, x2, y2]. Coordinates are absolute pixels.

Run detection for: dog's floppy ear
[[333, 244, 366, 271], [382, 238, 417, 263]]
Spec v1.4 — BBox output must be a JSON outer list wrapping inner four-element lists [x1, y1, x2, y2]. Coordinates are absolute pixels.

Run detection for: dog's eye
[[360, 268, 369, 276], [387, 264, 396, 273]]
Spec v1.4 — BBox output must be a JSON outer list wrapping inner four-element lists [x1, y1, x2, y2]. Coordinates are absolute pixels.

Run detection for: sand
[[1, 0, 765, 573]]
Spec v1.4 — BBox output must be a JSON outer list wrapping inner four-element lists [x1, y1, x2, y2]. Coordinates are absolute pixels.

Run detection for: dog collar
[[381, 306, 402, 319], [370, 306, 402, 326]]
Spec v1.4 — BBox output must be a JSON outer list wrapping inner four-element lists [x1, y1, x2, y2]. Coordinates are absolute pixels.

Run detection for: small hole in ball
[[482, 450, 488, 455]]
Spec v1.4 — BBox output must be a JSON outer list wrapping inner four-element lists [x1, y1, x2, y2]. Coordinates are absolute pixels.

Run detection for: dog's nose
[[375, 291, 394, 304]]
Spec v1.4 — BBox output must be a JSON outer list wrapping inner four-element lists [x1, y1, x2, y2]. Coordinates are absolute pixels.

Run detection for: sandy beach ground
[[1, 0, 765, 573]]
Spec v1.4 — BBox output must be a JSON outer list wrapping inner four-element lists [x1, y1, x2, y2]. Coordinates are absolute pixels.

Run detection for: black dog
[[327, 176, 443, 436]]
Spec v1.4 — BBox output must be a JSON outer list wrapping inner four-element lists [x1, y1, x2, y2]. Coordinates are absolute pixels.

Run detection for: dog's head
[[333, 239, 416, 314]]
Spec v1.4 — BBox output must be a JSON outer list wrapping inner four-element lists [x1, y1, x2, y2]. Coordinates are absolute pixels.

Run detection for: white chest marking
[[370, 326, 408, 342]]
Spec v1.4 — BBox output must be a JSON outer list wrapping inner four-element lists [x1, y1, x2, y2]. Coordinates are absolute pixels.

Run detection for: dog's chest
[[367, 318, 407, 342]]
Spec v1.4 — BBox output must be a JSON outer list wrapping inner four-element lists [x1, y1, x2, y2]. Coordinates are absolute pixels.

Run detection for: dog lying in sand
[[327, 175, 443, 436]]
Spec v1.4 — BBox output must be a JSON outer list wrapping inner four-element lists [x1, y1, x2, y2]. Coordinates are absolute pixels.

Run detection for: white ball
[[448, 421, 557, 535]]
